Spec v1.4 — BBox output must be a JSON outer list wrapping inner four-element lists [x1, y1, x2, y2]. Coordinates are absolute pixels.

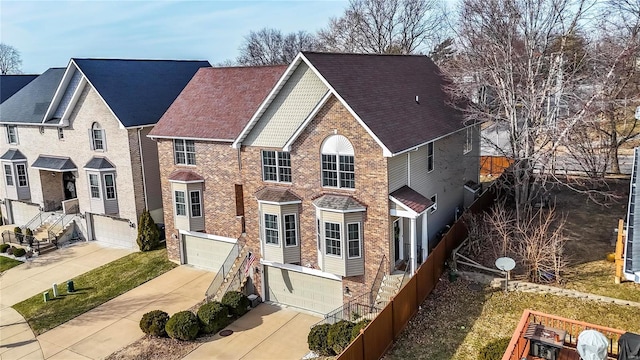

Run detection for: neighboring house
[[0, 74, 39, 103], [151, 52, 480, 315], [0, 59, 210, 249]]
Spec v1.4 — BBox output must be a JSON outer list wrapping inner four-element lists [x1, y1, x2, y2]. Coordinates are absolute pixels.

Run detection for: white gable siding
[[243, 63, 328, 148], [388, 153, 408, 192]]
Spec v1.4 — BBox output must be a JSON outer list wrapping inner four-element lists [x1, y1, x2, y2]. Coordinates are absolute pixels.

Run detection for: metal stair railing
[[216, 252, 251, 300], [205, 243, 240, 298], [369, 254, 388, 306], [46, 213, 74, 245], [2, 230, 41, 253], [22, 211, 45, 232]]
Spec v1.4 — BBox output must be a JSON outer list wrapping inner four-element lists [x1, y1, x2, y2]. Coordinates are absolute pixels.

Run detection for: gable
[[242, 62, 328, 148]]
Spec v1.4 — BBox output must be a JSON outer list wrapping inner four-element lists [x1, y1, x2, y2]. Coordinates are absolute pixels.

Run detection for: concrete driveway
[[182, 303, 321, 360]]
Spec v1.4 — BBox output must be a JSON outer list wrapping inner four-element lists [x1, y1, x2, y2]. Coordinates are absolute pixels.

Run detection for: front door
[[393, 219, 401, 262], [63, 172, 76, 200]]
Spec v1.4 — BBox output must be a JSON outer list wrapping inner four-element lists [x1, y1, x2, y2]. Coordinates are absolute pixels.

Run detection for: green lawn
[[383, 278, 640, 360], [13, 247, 176, 335], [0, 256, 23, 272]]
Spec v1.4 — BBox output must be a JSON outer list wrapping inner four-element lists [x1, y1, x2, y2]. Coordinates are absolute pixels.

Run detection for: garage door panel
[[183, 235, 234, 271], [93, 215, 134, 249], [12, 202, 40, 226], [265, 266, 342, 315]]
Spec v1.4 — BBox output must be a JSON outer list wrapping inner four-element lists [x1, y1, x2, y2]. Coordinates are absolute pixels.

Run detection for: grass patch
[[563, 260, 640, 303], [383, 279, 640, 360], [0, 256, 23, 272], [13, 247, 176, 335]]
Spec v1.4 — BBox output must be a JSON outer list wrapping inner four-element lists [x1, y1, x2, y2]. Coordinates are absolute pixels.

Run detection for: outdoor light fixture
[[344, 286, 351, 295], [128, 220, 135, 228], [254, 266, 260, 274]]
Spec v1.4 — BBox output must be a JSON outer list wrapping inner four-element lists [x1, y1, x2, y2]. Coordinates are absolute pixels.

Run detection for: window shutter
[[88, 129, 94, 150], [101, 129, 107, 151]]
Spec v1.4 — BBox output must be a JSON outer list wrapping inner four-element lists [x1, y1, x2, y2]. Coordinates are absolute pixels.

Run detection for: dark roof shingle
[[149, 65, 286, 140], [73, 59, 211, 127], [0, 69, 65, 124], [255, 187, 302, 203], [31, 156, 77, 171], [1, 75, 39, 103], [84, 157, 115, 170], [313, 194, 366, 211], [389, 185, 434, 214], [168, 170, 204, 182], [303, 52, 465, 154], [0, 149, 27, 161]]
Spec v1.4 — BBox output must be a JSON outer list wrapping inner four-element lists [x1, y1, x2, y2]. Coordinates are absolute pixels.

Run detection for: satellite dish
[[495, 257, 516, 271]]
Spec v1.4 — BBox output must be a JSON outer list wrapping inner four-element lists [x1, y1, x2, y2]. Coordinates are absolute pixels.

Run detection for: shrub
[[13, 227, 21, 234], [0, 243, 9, 253], [12, 247, 26, 257], [7, 246, 16, 255], [328, 320, 355, 355], [136, 210, 160, 252], [308, 323, 335, 356], [139, 310, 169, 337], [479, 337, 512, 360], [197, 301, 230, 334], [24, 228, 33, 236], [165, 311, 199, 341], [351, 319, 371, 340], [221, 291, 250, 317], [14, 227, 23, 243]]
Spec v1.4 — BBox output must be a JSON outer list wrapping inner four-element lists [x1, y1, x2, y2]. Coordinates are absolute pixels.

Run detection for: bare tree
[[0, 43, 22, 75], [318, 0, 444, 54], [236, 28, 319, 66]]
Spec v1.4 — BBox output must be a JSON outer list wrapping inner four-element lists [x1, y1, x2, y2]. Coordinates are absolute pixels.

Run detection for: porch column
[[422, 213, 428, 262], [410, 217, 417, 275]]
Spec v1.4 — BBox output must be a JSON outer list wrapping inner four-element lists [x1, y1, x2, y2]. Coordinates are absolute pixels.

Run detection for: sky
[[0, 0, 349, 74]]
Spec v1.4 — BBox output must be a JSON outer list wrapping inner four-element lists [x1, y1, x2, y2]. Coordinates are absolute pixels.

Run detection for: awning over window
[[313, 194, 366, 212], [84, 156, 115, 170], [31, 155, 77, 172], [0, 149, 26, 161]]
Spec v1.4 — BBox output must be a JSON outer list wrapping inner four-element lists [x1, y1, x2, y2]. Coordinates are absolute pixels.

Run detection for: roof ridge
[[72, 58, 209, 62], [208, 64, 289, 70], [302, 51, 428, 58]]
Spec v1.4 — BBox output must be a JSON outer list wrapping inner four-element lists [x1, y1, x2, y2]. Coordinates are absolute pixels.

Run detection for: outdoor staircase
[[375, 272, 406, 306], [211, 246, 250, 301], [30, 213, 73, 254]]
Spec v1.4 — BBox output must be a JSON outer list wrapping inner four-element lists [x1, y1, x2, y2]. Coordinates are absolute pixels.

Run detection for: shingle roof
[[313, 194, 366, 212], [255, 187, 302, 203], [149, 65, 286, 140], [31, 156, 77, 171], [0, 149, 26, 161], [73, 59, 211, 128], [84, 157, 115, 170], [302, 52, 466, 154], [0, 68, 65, 124], [1, 75, 38, 103], [389, 185, 434, 214], [168, 170, 205, 182]]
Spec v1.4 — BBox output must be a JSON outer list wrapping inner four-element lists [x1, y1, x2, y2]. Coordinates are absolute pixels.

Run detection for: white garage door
[[93, 215, 135, 249], [265, 266, 343, 314], [11, 201, 40, 227], [183, 235, 234, 271]]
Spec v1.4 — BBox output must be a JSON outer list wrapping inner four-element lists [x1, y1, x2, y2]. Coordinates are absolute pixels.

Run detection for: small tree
[[136, 210, 159, 251]]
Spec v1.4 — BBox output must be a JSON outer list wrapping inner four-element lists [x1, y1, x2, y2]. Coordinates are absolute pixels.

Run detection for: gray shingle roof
[[84, 157, 115, 170], [313, 194, 366, 212], [31, 156, 77, 171], [72, 59, 211, 127], [255, 187, 301, 203], [1, 75, 39, 103], [0, 68, 65, 124], [0, 149, 26, 161]]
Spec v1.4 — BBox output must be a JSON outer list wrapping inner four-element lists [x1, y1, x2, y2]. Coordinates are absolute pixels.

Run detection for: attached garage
[[10, 201, 40, 227], [182, 234, 235, 271], [92, 214, 135, 249], [264, 265, 343, 314]]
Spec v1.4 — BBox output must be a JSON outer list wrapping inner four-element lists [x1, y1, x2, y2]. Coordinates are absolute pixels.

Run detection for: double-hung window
[[104, 174, 116, 199], [4, 165, 13, 186], [321, 135, 355, 189], [262, 150, 291, 182], [325, 222, 341, 256], [430, 194, 437, 213], [464, 127, 473, 154], [91, 123, 105, 150], [174, 139, 196, 165], [284, 214, 297, 246], [16, 164, 28, 187], [89, 174, 100, 198], [264, 214, 279, 245], [347, 223, 361, 258], [175, 191, 186, 216], [190, 191, 202, 217], [6, 126, 18, 144], [427, 142, 434, 172]]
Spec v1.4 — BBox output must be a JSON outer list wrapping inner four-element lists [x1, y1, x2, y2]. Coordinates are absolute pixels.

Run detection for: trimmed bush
[[136, 210, 160, 252], [165, 311, 199, 341], [12, 247, 26, 257], [221, 291, 250, 317], [139, 310, 169, 337], [197, 301, 230, 334], [479, 337, 512, 360], [0, 243, 9, 253], [328, 320, 355, 355], [7, 246, 16, 255], [308, 323, 335, 356], [14, 227, 23, 243], [351, 319, 371, 340]]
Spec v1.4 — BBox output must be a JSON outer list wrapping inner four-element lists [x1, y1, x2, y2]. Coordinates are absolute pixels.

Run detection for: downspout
[[137, 127, 148, 210]]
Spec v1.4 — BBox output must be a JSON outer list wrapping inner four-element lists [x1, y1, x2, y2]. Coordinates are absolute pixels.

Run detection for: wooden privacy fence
[[481, 156, 514, 176], [337, 187, 496, 360]]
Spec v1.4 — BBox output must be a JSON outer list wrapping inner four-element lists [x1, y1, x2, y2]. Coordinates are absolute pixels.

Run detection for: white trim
[[147, 134, 234, 142], [189, 190, 202, 218], [178, 229, 238, 244], [427, 142, 434, 173], [82, 167, 115, 172], [42, 60, 76, 122], [283, 213, 298, 247], [60, 77, 87, 125], [168, 178, 205, 184], [257, 199, 302, 206], [389, 126, 469, 157], [463, 127, 473, 154], [260, 259, 342, 281], [324, 221, 342, 259], [346, 222, 361, 259], [313, 204, 366, 214], [103, 173, 117, 200], [389, 196, 419, 217], [390, 208, 416, 218], [283, 90, 332, 152], [261, 150, 292, 183], [33, 166, 78, 172], [430, 194, 437, 213], [174, 190, 187, 217], [263, 212, 280, 247], [0, 122, 62, 127]]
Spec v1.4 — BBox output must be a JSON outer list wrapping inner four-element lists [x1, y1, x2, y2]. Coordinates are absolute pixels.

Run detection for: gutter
[[137, 127, 148, 210]]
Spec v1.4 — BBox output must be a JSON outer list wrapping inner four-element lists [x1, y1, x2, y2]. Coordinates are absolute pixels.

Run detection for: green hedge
[[328, 320, 355, 355], [197, 301, 230, 334], [165, 311, 199, 341], [308, 323, 335, 356], [221, 291, 250, 317], [139, 310, 169, 337]]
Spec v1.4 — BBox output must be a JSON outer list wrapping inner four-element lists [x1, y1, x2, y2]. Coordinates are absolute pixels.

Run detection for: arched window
[[91, 122, 105, 150], [321, 135, 355, 189]]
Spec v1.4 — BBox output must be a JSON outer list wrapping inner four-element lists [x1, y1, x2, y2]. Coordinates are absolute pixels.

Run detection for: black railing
[[1, 230, 41, 253], [369, 255, 388, 306]]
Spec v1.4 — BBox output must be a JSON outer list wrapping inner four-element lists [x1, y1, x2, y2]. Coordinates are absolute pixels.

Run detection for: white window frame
[[89, 174, 100, 199], [103, 173, 116, 200], [174, 139, 196, 165], [321, 135, 355, 189], [174, 190, 187, 216], [4, 164, 14, 186], [16, 163, 28, 187], [430, 194, 437, 213], [347, 222, 361, 259], [261, 150, 291, 183], [91, 122, 105, 151], [464, 127, 473, 154], [189, 190, 202, 217], [264, 213, 279, 246], [427, 142, 434, 172], [325, 222, 342, 257], [284, 213, 297, 247], [6, 125, 18, 144]]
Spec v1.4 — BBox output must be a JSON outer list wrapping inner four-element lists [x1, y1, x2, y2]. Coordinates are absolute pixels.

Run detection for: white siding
[[388, 153, 408, 192]]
